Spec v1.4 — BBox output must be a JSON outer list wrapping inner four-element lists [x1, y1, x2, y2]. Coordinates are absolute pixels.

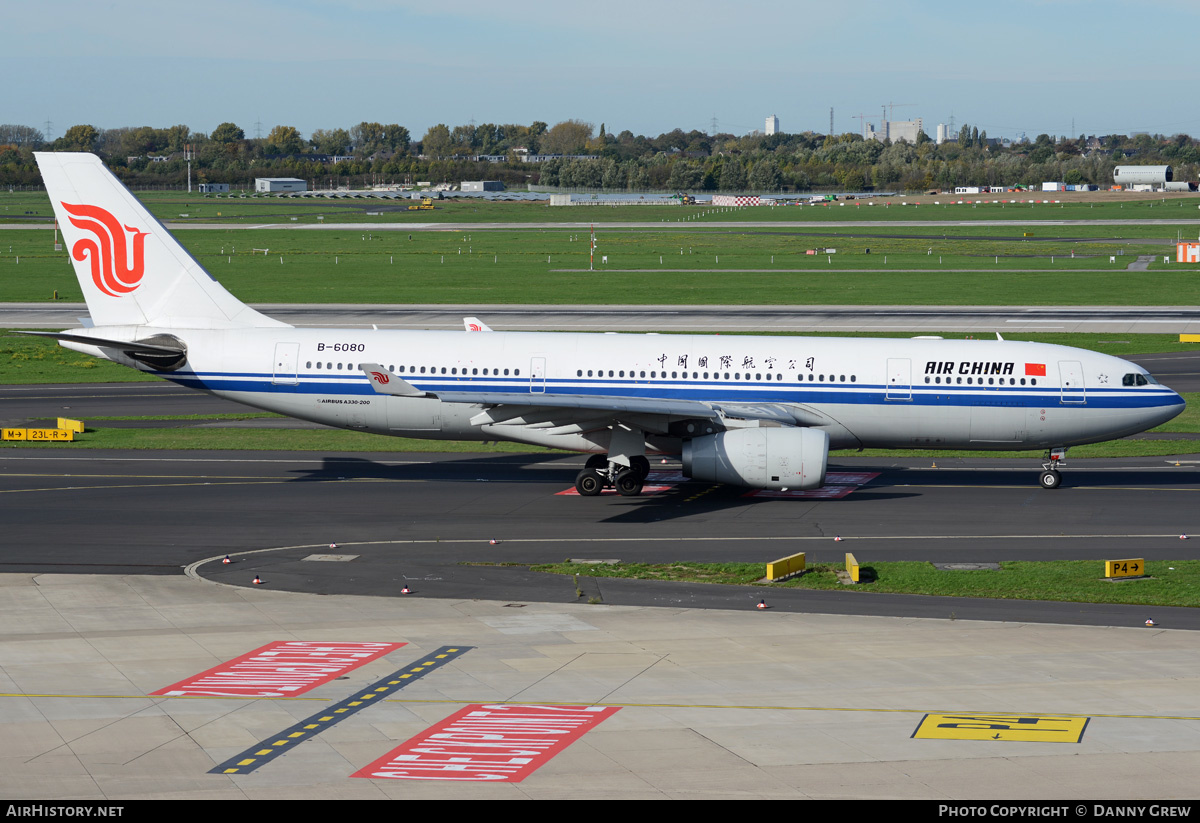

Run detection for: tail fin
[[35, 152, 286, 329]]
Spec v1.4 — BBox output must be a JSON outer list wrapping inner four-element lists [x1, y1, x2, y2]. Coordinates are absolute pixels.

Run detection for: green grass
[[527, 559, 1200, 607], [0, 224, 1190, 305]]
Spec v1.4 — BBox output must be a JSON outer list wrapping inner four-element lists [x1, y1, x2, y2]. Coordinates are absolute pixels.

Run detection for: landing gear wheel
[[614, 469, 644, 497], [1039, 469, 1062, 489], [575, 470, 603, 496], [584, 454, 608, 471], [630, 455, 651, 481]]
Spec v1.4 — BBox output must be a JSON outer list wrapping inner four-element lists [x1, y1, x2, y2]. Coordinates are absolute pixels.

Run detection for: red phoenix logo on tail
[[61, 202, 148, 297], [370, 371, 390, 384]]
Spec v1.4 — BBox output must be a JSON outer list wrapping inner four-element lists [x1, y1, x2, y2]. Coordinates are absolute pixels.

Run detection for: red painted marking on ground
[[556, 471, 684, 496], [743, 471, 881, 499], [353, 703, 620, 782], [151, 641, 406, 697]]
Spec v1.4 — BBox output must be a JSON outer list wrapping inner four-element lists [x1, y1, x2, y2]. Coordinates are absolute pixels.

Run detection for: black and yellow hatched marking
[[912, 713, 1089, 742], [209, 645, 472, 775]]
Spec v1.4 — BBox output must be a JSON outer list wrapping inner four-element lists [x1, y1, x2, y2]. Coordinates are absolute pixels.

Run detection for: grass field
[[527, 559, 1200, 608], [0, 225, 1192, 305]]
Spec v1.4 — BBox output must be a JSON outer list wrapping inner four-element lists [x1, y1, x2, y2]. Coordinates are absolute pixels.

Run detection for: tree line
[[1, 119, 1197, 192]]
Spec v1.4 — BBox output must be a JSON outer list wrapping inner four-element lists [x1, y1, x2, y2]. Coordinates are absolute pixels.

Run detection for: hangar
[[255, 177, 307, 193]]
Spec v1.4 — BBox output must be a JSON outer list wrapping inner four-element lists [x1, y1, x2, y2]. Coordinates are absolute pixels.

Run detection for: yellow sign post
[[766, 552, 806, 582], [3, 428, 74, 442], [1105, 559, 1146, 579], [845, 553, 860, 583]]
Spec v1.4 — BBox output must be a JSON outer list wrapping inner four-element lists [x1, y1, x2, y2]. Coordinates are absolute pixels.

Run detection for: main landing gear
[[1039, 447, 1067, 489], [575, 454, 651, 497]]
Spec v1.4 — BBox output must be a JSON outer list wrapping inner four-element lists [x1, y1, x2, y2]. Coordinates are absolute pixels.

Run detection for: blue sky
[[6, 1, 1199, 142]]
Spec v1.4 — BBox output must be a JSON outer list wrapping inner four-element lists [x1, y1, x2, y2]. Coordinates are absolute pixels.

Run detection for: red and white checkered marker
[[489, 538, 498, 545], [330, 543, 338, 549], [222, 555, 231, 564], [1145, 619, 1156, 627], [757, 600, 767, 610], [253, 575, 262, 585]]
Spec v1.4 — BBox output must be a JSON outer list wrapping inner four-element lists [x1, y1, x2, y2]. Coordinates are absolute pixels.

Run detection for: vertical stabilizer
[[35, 152, 287, 329]]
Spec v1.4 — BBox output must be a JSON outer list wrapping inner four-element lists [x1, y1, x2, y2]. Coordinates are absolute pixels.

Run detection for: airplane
[[23, 151, 1185, 495]]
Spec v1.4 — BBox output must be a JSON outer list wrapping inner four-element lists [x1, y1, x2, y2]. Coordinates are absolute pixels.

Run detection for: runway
[[4, 410, 1200, 798], [9, 302, 1200, 333], [2, 446, 1199, 626], [3, 446, 1200, 798]]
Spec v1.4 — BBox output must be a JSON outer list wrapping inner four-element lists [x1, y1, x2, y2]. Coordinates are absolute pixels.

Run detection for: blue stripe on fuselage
[[158, 371, 1184, 411]]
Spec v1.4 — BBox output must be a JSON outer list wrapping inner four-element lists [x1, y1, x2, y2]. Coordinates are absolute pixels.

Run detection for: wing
[[359, 363, 806, 437]]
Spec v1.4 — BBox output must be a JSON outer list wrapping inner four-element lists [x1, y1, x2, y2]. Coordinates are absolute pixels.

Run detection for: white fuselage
[[77, 326, 1184, 456]]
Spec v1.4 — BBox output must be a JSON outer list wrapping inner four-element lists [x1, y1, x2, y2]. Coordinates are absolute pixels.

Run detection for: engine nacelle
[[683, 427, 829, 490]]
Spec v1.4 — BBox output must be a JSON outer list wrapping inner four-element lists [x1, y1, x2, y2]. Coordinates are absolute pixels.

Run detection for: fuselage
[[69, 326, 1185, 456]]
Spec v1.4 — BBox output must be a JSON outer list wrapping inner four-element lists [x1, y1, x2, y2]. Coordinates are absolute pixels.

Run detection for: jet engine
[[682, 427, 829, 490]]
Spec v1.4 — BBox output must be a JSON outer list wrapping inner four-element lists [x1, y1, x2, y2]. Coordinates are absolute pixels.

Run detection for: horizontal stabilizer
[[359, 363, 427, 397], [17, 330, 188, 370]]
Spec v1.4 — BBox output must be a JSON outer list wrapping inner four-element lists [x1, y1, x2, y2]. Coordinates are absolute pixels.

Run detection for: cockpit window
[[1122, 373, 1151, 386]]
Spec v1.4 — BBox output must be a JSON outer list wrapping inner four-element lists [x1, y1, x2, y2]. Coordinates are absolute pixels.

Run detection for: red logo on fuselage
[[370, 371, 390, 384], [61, 202, 148, 297]]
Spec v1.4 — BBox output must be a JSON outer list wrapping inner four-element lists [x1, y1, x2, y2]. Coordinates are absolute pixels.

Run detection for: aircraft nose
[[1145, 388, 1186, 428]]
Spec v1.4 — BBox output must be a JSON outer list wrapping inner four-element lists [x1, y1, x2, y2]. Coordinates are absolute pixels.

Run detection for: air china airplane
[[26, 152, 1185, 496]]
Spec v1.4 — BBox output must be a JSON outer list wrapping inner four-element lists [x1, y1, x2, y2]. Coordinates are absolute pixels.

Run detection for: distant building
[[198, 183, 228, 193], [254, 178, 307, 193], [460, 181, 505, 192], [936, 123, 955, 145], [765, 115, 780, 136], [867, 118, 924, 143]]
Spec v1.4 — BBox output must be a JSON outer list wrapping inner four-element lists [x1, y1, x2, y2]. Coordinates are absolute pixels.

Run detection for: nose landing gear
[[1038, 447, 1067, 489]]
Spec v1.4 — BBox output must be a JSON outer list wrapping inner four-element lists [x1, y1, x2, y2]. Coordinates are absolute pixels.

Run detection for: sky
[[5, 1, 1200, 143]]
